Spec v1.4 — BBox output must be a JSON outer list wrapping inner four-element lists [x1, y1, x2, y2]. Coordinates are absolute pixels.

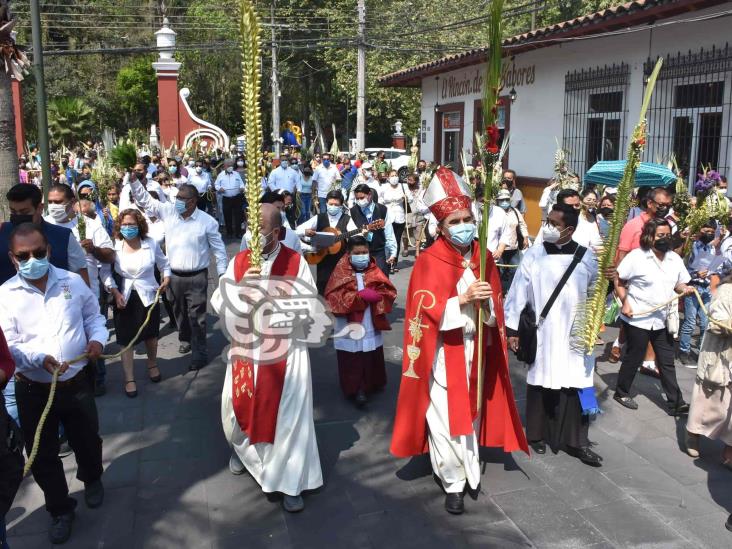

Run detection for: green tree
[[115, 56, 158, 130], [47, 97, 96, 147]]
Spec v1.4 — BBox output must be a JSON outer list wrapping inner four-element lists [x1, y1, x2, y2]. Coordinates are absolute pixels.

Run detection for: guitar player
[[350, 184, 398, 279]]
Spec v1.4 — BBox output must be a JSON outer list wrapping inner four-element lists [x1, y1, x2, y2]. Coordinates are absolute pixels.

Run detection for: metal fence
[[563, 63, 630, 176], [643, 44, 732, 188]]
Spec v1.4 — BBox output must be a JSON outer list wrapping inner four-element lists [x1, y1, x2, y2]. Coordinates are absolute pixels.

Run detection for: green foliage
[[47, 97, 95, 147], [115, 57, 158, 129], [109, 142, 138, 171]]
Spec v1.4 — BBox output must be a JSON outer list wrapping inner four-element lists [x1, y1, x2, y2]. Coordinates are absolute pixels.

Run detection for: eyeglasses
[[13, 247, 47, 262], [650, 199, 672, 208]]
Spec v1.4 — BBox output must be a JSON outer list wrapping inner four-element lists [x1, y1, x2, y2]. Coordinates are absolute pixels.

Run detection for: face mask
[[187, 161, 195, 167], [585, 207, 597, 215], [447, 223, 477, 247], [655, 206, 669, 219], [48, 203, 70, 223], [323, 160, 331, 168], [120, 226, 139, 240], [135, 171, 146, 181], [175, 199, 187, 214], [168, 166, 177, 175], [195, 167, 203, 174], [699, 233, 715, 244], [226, 167, 234, 174], [10, 213, 34, 226], [291, 163, 299, 171], [262, 229, 277, 249], [350, 253, 370, 270], [356, 198, 370, 209], [598, 207, 613, 218], [281, 163, 288, 170], [236, 160, 244, 167], [18, 256, 49, 280], [653, 237, 671, 253], [498, 201, 510, 210], [389, 176, 399, 186], [417, 167, 425, 173], [542, 223, 567, 244], [327, 205, 342, 217]]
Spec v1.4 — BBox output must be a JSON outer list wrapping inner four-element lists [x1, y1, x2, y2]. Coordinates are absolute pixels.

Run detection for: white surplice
[[333, 272, 382, 352], [504, 243, 597, 389], [211, 245, 323, 496], [427, 254, 495, 493]]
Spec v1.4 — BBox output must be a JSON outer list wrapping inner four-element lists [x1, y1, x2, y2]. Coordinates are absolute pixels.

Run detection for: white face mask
[[388, 176, 399, 186], [48, 203, 70, 223], [542, 223, 566, 244]]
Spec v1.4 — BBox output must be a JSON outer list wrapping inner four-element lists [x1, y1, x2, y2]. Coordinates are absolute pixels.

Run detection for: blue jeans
[[299, 193, 312, 223], [679, 285, 711, 353], [3, 378, 17, 424], [318, 197, 328, 213]]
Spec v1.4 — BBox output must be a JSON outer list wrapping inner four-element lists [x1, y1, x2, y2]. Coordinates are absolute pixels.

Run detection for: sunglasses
[[13, 247, 48, 262]]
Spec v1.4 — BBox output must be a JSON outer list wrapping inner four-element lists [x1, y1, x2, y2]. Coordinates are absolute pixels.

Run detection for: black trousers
[[168, 270, 209, 366], [0, 393, 23, 518], [15, 374, 102, 517], [197, 194, 210, 212], [392, 222, 406, 260], [615, 320, 683, 408], [526, 384, 589, 451], [371, 248, 389, 278], [222, 195, 244, 237]]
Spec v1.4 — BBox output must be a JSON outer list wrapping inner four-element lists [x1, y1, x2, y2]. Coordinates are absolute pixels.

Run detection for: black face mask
[[598, 207, 614, 218], [699, 233, 715, 244], [10, 213, 34, 226], [653, 237, 671, 253], [586, 207, 597, 215], [136, 171, 146, 181], [654, 206, 670, 219]]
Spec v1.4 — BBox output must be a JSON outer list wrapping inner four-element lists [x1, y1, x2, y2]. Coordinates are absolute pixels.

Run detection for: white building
[[379, 0, 732, 232]]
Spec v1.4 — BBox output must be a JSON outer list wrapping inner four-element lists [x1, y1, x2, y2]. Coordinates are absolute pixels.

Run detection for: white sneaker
[[229, 452, 245, 475]]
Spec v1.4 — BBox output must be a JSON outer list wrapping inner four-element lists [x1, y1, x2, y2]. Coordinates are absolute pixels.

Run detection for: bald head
[[260, 203, 282, 233]]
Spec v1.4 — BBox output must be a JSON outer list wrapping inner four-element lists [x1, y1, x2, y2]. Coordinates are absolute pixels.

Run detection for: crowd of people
[[2, 143, 732, 545]]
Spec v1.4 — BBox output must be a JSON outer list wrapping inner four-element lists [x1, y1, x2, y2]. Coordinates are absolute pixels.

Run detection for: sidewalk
[[6, 258, 732, 548]]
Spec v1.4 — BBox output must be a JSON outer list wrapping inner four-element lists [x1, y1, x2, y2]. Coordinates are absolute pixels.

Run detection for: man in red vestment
[[391, 168, 528, 515]]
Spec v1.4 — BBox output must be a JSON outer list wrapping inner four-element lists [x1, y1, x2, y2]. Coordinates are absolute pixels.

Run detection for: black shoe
[[84, 479, 104, 509], [670, 402, 690, 417], [677, 351, 695, 367], [147, 365, 162, 383], [58, 439, 73, 458], [179, 343, 191, 354], [94, 382, 106, 397], [444, 493, 465, 515], [613, 393, 638, 410], [726, 513, 732, 532], [567, 446, 603, 467], [354, 390, 367, 408], [124, 380, 138, 398], [49, 511, 75, 544], [529, 440, 546, 454]]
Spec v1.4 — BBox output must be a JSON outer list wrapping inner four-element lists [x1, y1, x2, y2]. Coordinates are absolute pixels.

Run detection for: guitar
[[304, 220, 385, 265]]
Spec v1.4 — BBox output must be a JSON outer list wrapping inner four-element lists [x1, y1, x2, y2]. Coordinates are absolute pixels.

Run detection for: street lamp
[[434, 76, 440, 113], [509, 87, 517, 103]]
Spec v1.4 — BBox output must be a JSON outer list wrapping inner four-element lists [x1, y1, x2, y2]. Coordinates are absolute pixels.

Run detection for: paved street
[[6, 245, 732, 548]]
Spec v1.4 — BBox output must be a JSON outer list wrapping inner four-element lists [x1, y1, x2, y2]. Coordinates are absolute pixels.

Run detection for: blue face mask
[[498, 201, 510, 210], [18, 256, 49, 280], [448, 223, 477, 247], [350, 253, 370, 270], [120, 226, 139, 240], [323, 160, 331, 168], [175, 199, 187, 214], [326, 205, 342, 217], [168, 166, 177, 175]]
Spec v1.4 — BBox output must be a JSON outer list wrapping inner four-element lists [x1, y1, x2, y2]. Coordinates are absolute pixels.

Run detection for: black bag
[[516, 245, 586, 364], [512, 209, 525, 250]]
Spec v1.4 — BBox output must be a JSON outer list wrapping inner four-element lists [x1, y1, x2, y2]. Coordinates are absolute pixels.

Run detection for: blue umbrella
[[584, 160, 677, 187]]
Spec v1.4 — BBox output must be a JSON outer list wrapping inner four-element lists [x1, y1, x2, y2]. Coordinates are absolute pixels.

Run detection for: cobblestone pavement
[[6, 247, 732, 548]]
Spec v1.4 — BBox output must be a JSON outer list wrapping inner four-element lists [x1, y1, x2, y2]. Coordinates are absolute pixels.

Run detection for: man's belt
[[15, 371, 86, 389], [171, 268, 208, 277]]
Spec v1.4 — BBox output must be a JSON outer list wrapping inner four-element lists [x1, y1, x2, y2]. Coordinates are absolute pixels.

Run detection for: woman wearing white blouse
[[107, 209, 171, 398], [613, 218, 694, 415], [378, 170, 411, 273]]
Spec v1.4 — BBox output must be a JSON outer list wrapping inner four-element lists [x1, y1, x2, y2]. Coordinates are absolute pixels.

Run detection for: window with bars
[[563, 64, 630, 175], [643, 44, 732, 187]]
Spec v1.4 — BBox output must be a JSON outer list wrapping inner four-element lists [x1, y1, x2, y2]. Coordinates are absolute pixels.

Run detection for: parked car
[[364, 147, 411, 180]]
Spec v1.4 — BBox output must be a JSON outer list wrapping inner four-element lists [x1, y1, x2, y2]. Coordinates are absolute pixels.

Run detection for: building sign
[[443, 111, 461, 129], [440, 62, 536, 100]]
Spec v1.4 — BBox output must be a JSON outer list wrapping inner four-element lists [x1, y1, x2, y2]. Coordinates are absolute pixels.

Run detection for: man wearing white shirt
[[129, 178, 228, 371], [312, 153, 341, 212], [267, 158, 301, 194], [189, 161, 213, 212], [119, 167, 167, 213], [350, 184, 397, 277], [215, 159, 246, 238], [0, 224, 108, 544]]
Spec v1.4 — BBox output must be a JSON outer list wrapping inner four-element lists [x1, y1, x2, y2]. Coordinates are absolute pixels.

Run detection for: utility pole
[[30, 0, 51, 209], [271, 0, 280, 159], [531, 0, 537, 31], [356, 0, 366, 152]]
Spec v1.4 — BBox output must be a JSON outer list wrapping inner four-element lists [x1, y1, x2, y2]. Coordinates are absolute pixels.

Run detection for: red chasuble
[[390, 236, 529, 457], [231, 246, 300, 444]]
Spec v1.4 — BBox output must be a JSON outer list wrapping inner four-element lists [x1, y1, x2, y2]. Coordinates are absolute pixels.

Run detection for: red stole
[[390, 236, 528, 457], [231, 246, 300, 444]]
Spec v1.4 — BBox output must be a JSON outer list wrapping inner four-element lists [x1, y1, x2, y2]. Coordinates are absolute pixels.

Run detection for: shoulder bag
[[516, 245, 587, 364]]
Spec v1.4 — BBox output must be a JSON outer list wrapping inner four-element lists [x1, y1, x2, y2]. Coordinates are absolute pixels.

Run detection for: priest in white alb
[[211, 203, 323, 513], [504, 203, 603, 466]]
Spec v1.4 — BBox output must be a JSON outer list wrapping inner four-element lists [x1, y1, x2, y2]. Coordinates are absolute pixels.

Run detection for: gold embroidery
[[403, 290, 437, 379]]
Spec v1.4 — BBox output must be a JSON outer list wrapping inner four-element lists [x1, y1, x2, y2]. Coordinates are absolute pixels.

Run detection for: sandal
[[125, 380, 138, 398], [147, 365, 162, 383]]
